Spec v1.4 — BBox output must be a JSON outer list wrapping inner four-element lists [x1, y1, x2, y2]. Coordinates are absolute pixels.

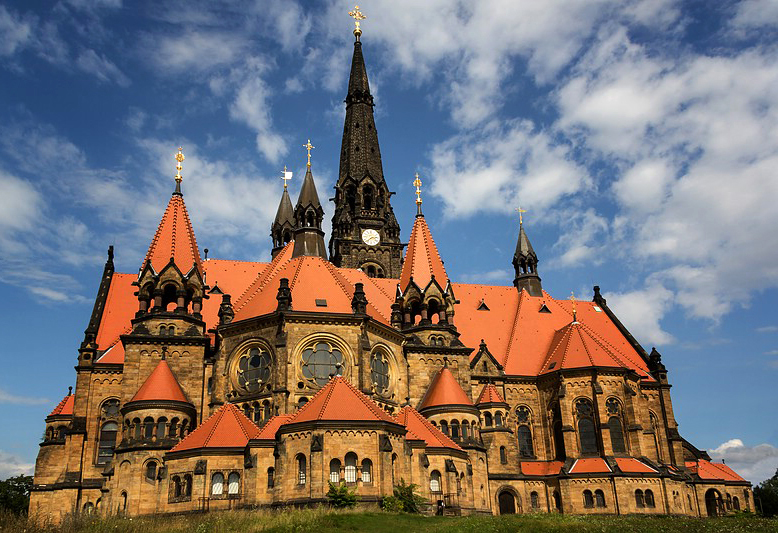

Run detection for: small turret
[[271, 166, 295, 259], [512, 208, 542, 297], [292, 140, 327, 259]]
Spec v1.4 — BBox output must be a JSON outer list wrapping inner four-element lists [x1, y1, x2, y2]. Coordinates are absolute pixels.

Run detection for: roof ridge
[[289, 255, 306, 290], [503, 290, 525, 367], [325, 261, 390, 323], [233, 242, 293, 312], [344, 376, 395, 420], [200, 406, 227, 447], [574, 324, 597, 367], [577, 320, 646, 372], [228, 403, 254, 441], [285, 375, 339, 424]]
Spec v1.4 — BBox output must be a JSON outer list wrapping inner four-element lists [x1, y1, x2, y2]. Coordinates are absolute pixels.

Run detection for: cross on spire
[[516, 206, 527, 225], [302, 139, 314, 167], [174, 147, 185, 194], [570, 291, 578, 322], [413, 172, 423, 216], [348, 5, 366, 39], [280, 165, 292, 190]]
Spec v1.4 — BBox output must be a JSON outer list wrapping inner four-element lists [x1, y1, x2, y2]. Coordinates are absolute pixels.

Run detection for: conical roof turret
[[271, 171, 296, 258], [512, 213, 542, 297], [292, 144, 327, 259]]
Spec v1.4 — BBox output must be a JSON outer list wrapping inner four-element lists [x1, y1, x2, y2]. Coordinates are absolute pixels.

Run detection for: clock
[[361, 229, 380, 246]]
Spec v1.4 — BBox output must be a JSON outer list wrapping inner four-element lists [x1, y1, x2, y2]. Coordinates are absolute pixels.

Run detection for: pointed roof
[[144, 192, 202, 274], [130, 359, 190, 404], [49, 393, 74, 417], [255, 414, 293, 440], [514, 223, 536, 259], [347, 39, 372, 101], [476, 383, 506, 405], [170, 403, 262, 452], [395, 406, 463, 451], [273, 187, 295, 228], [296, 166, 322, 211], [399, 215, 448, 290], [286, 376, 397, 424], [419, 366, 472, 410]]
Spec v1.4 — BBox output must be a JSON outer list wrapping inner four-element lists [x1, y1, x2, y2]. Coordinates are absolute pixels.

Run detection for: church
[[30, 10, 751, 521]]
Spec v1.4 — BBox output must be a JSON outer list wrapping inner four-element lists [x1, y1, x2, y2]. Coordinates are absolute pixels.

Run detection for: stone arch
[[496, 486, 521, 514]]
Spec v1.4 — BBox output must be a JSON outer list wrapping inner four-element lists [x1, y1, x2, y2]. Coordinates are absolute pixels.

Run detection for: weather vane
[[302, 139, 315, 167], [414, 172, 423, 215], [348, 5, 366, 39], [174, 147, 184, 193], [570, 291, 577, 322], [280, 165, 292, 190], [516, 206, 527, 225]]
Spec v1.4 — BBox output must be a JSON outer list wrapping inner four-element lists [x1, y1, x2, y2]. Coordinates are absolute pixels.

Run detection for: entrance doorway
[[498, 490, 516, 514]]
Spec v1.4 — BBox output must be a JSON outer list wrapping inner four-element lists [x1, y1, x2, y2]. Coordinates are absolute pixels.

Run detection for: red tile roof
[[256, 414, 293, 440], [48, 394, 74, 417], [170, 403, 262, 452], [419, 367, 473, 410], [399, 215, 448, 291], [685, 460, 746, 482], [476, 383, 505, 405], [615, 457, 657, 473], [569, 458, 611, 474], [395, 406, 462, 451], [286, 376, 397, 424], [144, 193, 202, 274], [130, 359, 190, 403], [521, 460, 564, 476]]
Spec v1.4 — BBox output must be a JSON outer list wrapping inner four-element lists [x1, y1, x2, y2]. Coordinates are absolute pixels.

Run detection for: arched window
[[267, 467, 275, 488], [97, 422, 118, 465], [345, 452, 358, 483], [578, 418, 598, 455], [462, 421, 470, 440], [440, 420, 449, 435], [430, 470, 441, 493], [363, 184, 374, 209], [635, 489, 645, 508], [459, 472, 465, 495], [179, 420, 188, 438], [499, 446, 507, 464], [145, 460, 157, 481], [183, 474, 192, 496], [143, 417, 155, 439], [211, 472, 224, 496], [645, 489, 655, 508], [133, 418, 142, 440], [237, 346, 272, 393], [391, 453, 397, 485], [370, 352, 390, 394], [451, 420, 460, 440], [583, 490, 594, 508], [252, 403, 262, 425], [530, 491, 539, 509], [484, 412, 493, 427], [120, 491, 127, 512], [733, 496, 740, 511], [650, 412, 662, 461], [595, 489, 606, 508], [172, 476, 182, 498], [329, 458, 341, 483], [263, 401, 272, 422], [361, 459, 372, 483], [297, 454, 306, 485], [227, 472, 240, 495], [495, 411, 503, 426], [517, 425, 534, 458], [169, 418, 179, 438], [301, 341, 344, 387], [156, 417, 167, 440], [101, 399, 120, 418], [608, 416, 626, 453]]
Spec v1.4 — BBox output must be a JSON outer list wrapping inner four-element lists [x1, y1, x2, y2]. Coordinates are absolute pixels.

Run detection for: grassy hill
[[3, 508, 776, 533]]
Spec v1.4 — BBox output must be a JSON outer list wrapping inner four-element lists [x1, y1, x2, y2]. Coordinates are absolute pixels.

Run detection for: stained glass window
[[301, 342, 343, 386], [370, 352, 390, 393], [237, 347, 272, 392]]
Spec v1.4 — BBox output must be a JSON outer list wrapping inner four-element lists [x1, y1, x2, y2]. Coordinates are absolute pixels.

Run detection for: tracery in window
[[101, 399, 120, 418], [237, 346, 272, 393], [370, 352, 390, 394], [575, 398, 598, 455], [515, 405, 530, 424], [301, 342, 344, 387]]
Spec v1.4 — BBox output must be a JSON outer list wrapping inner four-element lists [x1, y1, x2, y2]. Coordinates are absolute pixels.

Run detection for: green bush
[[326, 481, 357, 508], [0, 475, 32, 515], [383, 478, 424, 514]]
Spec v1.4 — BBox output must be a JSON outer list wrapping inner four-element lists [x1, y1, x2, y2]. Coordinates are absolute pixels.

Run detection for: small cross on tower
[[174, 147, 185, 193], [348, 5, 366, 39], [516, 206, 527, 225], [570, 291, 578, 322], [413, 172, 423, 215], [302, 139, 315, 167]]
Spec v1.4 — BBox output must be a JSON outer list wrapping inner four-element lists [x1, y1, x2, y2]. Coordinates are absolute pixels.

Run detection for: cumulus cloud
[[0, 450, 33, 478], [603, 282, 675, 346], [0, 6, 33, 57], [731, 0, 778, 31], [709, 439, 778, 485]]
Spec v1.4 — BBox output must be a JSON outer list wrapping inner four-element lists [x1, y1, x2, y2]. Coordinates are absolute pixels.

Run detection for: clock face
[[362, 229, 380, 246]]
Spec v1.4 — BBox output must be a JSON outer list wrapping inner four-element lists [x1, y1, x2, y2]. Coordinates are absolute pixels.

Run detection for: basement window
[[315, 299, 328, 307]]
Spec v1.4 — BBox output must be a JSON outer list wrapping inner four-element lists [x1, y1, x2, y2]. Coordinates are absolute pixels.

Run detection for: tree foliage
[[754, 468, 778, 517], [326, 481, 357, 508], [0, 475, 32, 515], [382, 478, 424, 513]]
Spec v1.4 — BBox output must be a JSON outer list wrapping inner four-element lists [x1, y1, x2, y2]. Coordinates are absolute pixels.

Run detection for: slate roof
[[130, 359, 190, 404], [170, 403, 262, 452], [419, 367, 473, 410]]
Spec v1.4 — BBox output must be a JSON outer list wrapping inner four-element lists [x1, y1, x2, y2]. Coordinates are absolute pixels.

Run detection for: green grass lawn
[[2, 509, 776, 533]]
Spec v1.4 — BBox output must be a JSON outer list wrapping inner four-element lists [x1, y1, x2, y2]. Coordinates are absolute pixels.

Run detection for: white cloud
[[0, 450, 33, 478], [147, 31, 247, 75], [551, 208, 610, 267], [731, 0, 778, 31], [75, 48, 130, 86], [603, 282, 675, 346], [0, 388, 49, 405], [0, 6, 33, 57], [757, 326, 778, 333], [460, 269, 512, 284], [709, 439, 778, 485], [0, 170, 42, 233]]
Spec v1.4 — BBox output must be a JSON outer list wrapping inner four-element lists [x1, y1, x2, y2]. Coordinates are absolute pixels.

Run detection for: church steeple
[[271, 166, 295, 259], [512, 208, 543, 297], [329, 13, 402, 278], [292, 141, 327, 259]]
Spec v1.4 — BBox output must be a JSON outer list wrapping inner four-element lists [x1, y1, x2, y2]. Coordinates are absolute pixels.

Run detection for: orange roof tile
[[520, 460, 564, 476], [476, 384, 505, 405], [615, 457, 657, 473], [569, 458, 611, 474], [255, 414, 293, 440], [94, 273, 136, 352], [144, 193, 202, 274], [286, 376, 397, 424], [419, 367, 473, 410], [170, 403, 262, 452], [48, 394, 74, 417], [399, 215, 448, 290], [395, 406, 463, 451], [130, 359, 190, 403], [685, 459, 747, 482]]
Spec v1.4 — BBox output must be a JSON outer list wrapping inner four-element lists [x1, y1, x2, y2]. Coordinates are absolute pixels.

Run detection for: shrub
[[386, 478, 424, 514], [326, 481, 357, 508], [0, 475, 32, 515]]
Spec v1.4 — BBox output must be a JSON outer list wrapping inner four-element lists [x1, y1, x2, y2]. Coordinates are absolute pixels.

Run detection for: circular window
[[101, 399, 120, 418], [301, 342, 343, 387], [237, 347, 272, 392], [370, 352, 390, 394]]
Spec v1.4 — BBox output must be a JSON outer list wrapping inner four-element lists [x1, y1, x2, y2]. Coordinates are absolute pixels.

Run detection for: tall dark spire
[[512, 212, 543, 297], [292, 155, 327, 259], [329, 30, 403, 278], [271, 167, 295, 259]]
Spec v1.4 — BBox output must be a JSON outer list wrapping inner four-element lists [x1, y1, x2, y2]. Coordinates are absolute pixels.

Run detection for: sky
[[0, 0, 777, 484]]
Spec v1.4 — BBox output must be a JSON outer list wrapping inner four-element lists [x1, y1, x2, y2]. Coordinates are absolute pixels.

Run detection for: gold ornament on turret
[[174, 147, 184, 184], [516, 206, 527, 226], [570, 291, 578, 322], [349, 5, 366, 39], [414, 172, 423, 215], [303, 139, 315, 167]]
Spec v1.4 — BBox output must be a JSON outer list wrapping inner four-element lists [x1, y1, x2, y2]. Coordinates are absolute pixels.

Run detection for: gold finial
[[570, 291, 578, 322], [174, 147, 185, 193], [302, 139, 314, 167], [516, 206, 527, 225], [348, 5, 366, 39], [280, 165, 292, 190], [413, 172, 423, 216]]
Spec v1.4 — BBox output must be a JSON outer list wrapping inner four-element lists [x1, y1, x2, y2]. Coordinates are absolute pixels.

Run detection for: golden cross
[[302, 139, 314, 167], [570, 291, 577, 320], [348, 5, 366, 36], [516, 206, 527, 225], [174, 147, 185, 184], [280, 165, 292, 190], [413, 172, 422, 205]]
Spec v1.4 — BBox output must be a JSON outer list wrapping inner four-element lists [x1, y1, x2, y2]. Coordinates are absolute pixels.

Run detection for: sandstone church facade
[[30, 19, 751, 522]]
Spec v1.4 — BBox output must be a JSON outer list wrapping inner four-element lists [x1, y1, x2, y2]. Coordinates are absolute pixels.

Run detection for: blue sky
[[1, 0, 777, 483]]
